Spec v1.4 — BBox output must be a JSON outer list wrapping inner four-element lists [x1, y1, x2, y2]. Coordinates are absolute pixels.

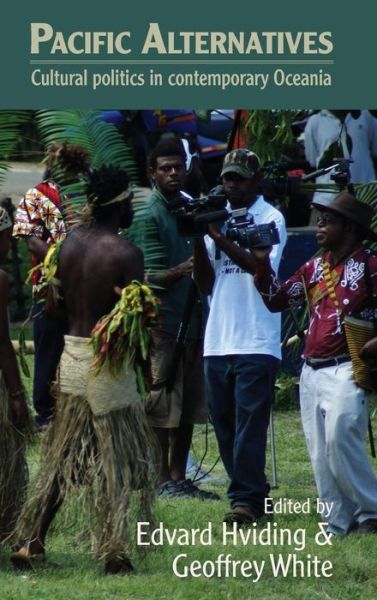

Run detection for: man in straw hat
[[252, 190, 377, 536], [11, 166, 159, 574]]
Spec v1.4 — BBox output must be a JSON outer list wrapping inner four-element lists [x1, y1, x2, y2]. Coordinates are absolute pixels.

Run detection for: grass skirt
[[0, 372, 31, 543], [13, 386, 159, 563]]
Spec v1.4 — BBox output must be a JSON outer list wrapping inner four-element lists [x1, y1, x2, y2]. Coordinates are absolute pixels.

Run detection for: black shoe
[[158, 480, 185, 498], [159, 479, 220, 500], [358, 519, 377, 534], [177, 479, 221, 500]]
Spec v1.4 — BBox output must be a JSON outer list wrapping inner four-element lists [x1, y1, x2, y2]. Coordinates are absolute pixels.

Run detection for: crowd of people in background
[[1, 109, 377, 574]]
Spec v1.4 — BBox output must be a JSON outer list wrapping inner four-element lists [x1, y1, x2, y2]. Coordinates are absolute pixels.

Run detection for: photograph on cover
[[0, 107, 377, 599]]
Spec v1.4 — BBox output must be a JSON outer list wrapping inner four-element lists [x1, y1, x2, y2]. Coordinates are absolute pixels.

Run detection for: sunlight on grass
[[1, 407, 377, 599]]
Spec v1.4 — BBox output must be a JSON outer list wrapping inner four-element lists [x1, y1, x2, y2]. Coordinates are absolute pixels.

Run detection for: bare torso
[[58, 225, 144, 337]]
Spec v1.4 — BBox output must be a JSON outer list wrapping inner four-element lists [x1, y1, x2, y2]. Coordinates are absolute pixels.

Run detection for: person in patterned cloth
[[252, 191, 377, 536], [13, 143, 90, 428]]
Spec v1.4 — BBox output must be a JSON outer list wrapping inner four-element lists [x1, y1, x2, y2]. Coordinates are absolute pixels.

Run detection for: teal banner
[[0, 1, 375, 108]]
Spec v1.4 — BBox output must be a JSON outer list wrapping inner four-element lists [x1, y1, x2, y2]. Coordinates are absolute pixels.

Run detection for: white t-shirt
[[203, 196, 287, 359]]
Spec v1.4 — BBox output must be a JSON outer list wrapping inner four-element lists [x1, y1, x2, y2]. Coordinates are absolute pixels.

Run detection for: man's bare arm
[[24, 235, 49, 261], [147, 256, 194, 288]]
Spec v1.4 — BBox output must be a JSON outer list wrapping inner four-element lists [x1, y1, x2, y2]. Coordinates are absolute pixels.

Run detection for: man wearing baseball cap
[[194, 148, 287, 525], [252, 190, 377, 536]]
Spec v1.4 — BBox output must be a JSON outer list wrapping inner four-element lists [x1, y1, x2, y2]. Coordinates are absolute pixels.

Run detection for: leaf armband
[[90, 280, 160, 397]]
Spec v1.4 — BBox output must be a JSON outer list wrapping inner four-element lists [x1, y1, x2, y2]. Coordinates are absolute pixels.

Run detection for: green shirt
[[137, 188, 202, 339]]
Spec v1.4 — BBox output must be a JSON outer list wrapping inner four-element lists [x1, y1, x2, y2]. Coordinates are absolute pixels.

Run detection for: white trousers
[[300, 361, 377, 534]]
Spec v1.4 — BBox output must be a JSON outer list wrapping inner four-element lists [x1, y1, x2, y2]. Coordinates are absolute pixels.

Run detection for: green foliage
[[355, 181, 377, 250], [274, 371, 299, 411], [0, 111, 33, 185], [36, 110, 138, 178], [125, 189, 166, 274], [35, 110, 140, 220], [2, 412, 377, 598], [243, 110, 297, 164]]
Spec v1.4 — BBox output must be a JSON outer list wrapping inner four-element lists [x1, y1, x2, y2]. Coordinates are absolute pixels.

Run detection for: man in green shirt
[[141, 138, 218, 500]]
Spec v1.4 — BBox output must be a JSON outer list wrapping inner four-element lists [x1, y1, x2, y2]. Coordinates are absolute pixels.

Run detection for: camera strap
[[321, 259, 344, 334], [165, 279, 199, 393]]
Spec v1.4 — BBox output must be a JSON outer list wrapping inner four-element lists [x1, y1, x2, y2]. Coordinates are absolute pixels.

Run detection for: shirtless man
[[11, 166, 158, 574]]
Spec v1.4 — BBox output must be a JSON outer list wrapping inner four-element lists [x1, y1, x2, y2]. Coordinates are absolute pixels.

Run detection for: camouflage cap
[[220, 149, 261, 179]]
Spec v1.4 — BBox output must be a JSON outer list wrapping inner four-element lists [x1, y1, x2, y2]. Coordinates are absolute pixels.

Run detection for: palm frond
[[36, 109, 140, 220], [36, 110, 138, 176], [126, 187, 166, 272], [35, 110, 166, 266], [354, 181, 377, 252], [0, 111, 33, 186], [354, 180, 377, 206]]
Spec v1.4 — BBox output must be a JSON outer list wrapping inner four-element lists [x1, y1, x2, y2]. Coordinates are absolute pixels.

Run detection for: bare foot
[[10, 545, 45, 570]]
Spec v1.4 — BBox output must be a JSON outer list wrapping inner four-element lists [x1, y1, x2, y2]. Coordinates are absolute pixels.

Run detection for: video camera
[[170, 185, 280, 248], [169, 185, 228, 236], [225, 209, 280, 249], [329, 158, 352, 188], [259, 158, 354, 205], [301, 157, 353, 190]]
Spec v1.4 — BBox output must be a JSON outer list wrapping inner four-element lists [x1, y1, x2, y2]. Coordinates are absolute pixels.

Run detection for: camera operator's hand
[[252, 246, 273, 261], [206, 225, 258, 276], [175, 256, 194, 277], [144, 257, 194, 289]]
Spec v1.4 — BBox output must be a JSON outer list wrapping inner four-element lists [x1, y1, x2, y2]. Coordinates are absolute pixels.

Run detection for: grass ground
[[1, 361, 377, 600]]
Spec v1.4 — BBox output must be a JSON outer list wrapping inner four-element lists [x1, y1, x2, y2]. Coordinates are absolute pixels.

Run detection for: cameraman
[[194, 149, 287, 524]]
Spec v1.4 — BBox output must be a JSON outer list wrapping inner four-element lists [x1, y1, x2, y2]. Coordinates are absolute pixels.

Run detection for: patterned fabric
[[13, 181, 66, 243], [12, 181, 67, 287], [254, 247, 377, 359]]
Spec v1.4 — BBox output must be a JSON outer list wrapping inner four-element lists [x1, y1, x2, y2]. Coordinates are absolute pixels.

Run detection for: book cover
[[0, 2, 376, 599]]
